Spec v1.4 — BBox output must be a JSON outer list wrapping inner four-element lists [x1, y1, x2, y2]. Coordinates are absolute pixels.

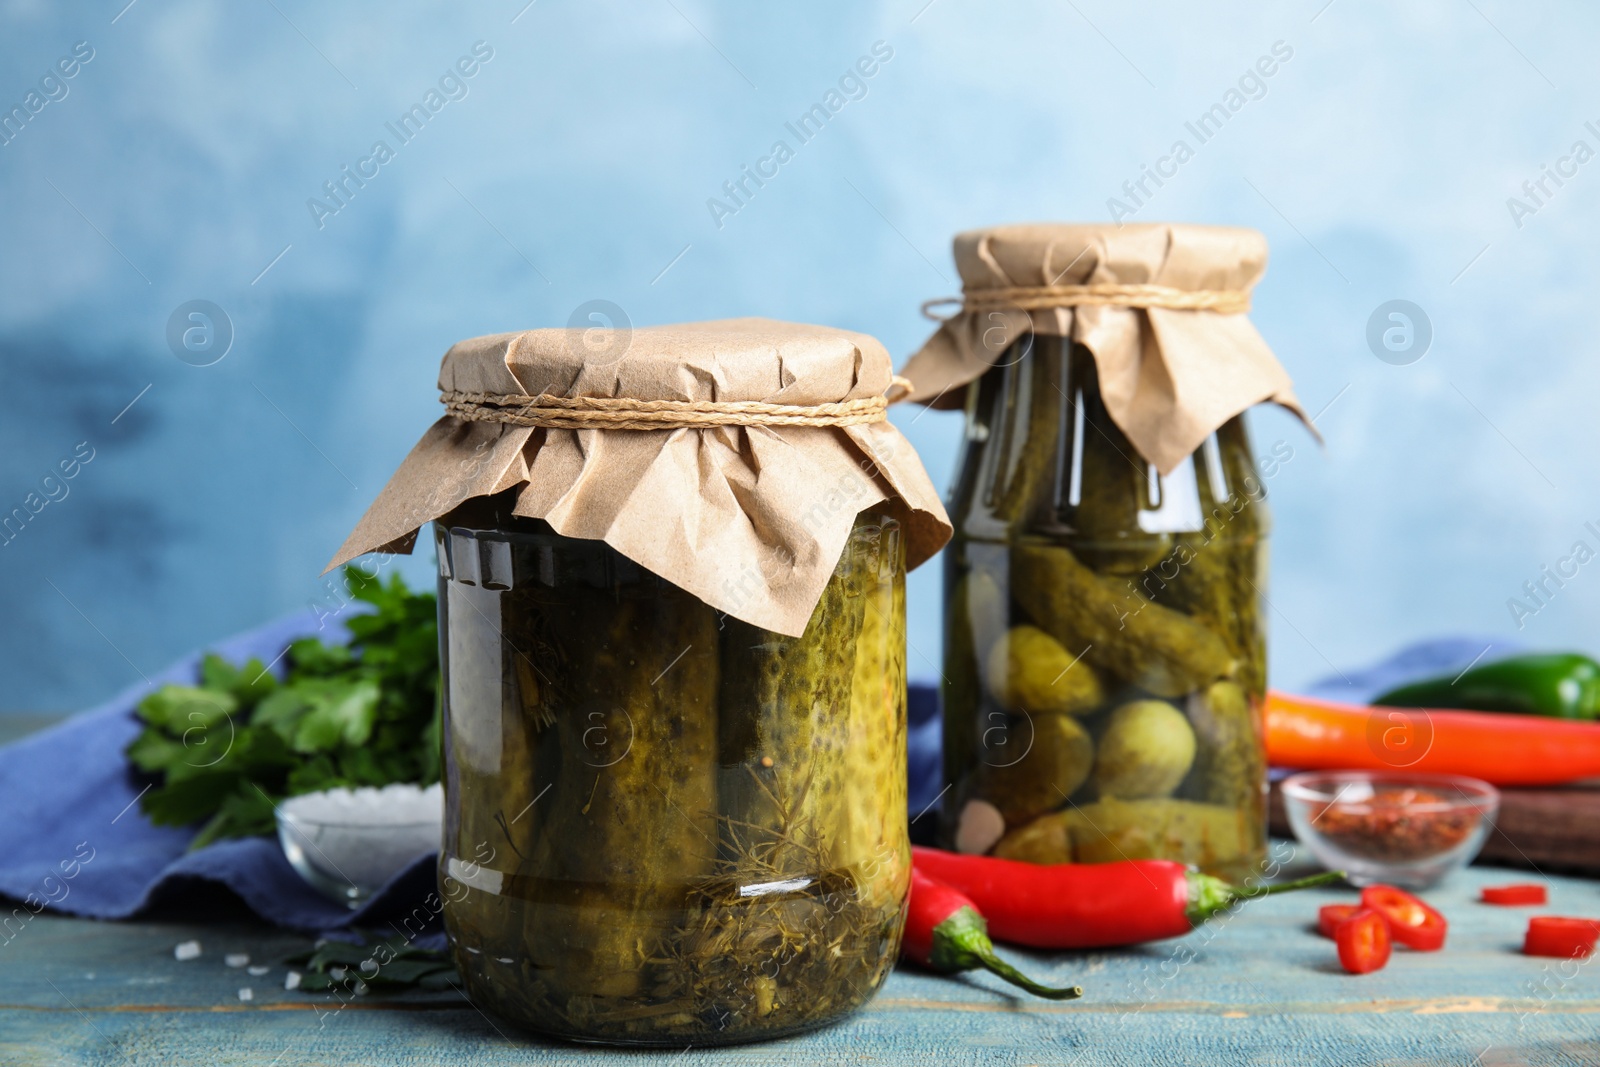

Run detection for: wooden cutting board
[[1269, 782, 1600, 877]]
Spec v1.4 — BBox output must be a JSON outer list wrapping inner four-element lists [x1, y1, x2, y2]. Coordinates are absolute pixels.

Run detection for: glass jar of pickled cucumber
[[435, 492, 909, 1046], [941, 337, 1269, 882]]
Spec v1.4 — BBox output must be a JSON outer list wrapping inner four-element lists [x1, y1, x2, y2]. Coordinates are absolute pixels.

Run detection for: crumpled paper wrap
[[329, 318, 951, 637], [903, 223, 1312, 474]]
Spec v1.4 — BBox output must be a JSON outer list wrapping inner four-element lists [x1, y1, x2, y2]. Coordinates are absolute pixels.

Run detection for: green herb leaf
[[126, 728, 186, 775], [283, 930, 458, 995], [140, 772, 242, 827], [123, 567, 441, 848], [251, 687, 311, 744], [359, 958, 455, 986], [198, 652, 277, 704], [189, 784, 277, 849], [135, 685, 237, 734], [287, 638, 355, 677], [292, 677, 381, 753]]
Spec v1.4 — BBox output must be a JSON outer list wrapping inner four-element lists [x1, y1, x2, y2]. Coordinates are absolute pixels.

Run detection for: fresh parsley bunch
[[126, 568, 441, 849]]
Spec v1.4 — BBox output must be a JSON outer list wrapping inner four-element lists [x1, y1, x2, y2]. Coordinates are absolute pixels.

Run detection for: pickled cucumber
[[994, 798, 1251, 874], [975, 712, 1094, 825], [1158, 535, 1265, 696], [843, 529, 910, 902], [441, 579, 564, 957], [992, 805, 1084, 864], [1011, 543, 1235, 697], [1183, 680, 1264, 810], [942, 563, 1009, 818], [1067, 797, 1252, 872], [1072, 360, 1172, 574], [658, 527, 904, 1038], [717, 551, 867, 871], [993, 338, 1064, 525], [521, 591, 721, 1005], [1090, 700, 1196, 800], [984, 624, 1104, 717]]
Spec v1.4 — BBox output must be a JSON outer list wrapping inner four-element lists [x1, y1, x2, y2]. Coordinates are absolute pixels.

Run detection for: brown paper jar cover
[[902, 222, 1313, 474], [328, 317, 951, 637]]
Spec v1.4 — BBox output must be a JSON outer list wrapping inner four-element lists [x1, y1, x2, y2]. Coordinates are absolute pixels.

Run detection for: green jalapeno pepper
[[1373, 652, 1600, 721]]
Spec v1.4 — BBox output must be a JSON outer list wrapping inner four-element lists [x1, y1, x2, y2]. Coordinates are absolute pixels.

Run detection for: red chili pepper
[[902, 868, 1082, 1000], [1336, 908, 1392, 974], [1360, 885, 1447, 951], [911, 846, 1344, 949], [1317, 903, 1360, 939], [1523, 917, 1600, 959], [1482, 884, 1547, 906]]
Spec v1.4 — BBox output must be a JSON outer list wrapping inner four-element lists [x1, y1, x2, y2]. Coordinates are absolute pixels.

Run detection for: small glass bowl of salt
[[276, 783, 443, 908]]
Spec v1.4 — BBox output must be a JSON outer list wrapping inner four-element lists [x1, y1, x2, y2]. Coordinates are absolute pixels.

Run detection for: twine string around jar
[[920, 282, 1252, 321], [442, 375, 916, 431]]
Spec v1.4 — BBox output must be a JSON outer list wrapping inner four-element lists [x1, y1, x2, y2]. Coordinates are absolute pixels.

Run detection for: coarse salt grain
[[278, 784, 443, 900], [225, 953, 250, 968], [247, 965, 270, 976], [173, 940, 201, 961], [238, 988, 253, 1002], [285, 971, 302, 990], [279, 782, 443, 827]]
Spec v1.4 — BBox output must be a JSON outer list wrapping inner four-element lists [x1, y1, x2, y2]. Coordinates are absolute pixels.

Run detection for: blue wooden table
[[5, 849, 1597, 1067]]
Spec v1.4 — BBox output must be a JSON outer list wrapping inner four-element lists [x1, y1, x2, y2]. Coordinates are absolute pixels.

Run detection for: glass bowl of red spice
[[1281, 771, 1499, 889]]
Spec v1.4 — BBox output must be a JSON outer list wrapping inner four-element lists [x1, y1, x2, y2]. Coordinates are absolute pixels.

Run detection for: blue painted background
[[2, 0, 1597, 712]]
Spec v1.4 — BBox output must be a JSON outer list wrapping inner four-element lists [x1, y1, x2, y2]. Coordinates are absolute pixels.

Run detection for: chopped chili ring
[[1361, 884, 1447, 951], [1317, 904, 1360, 940], [1335, 908, 1391, 974], [1524, 917, 1600, 959], [1482, 884, 1548, 906]]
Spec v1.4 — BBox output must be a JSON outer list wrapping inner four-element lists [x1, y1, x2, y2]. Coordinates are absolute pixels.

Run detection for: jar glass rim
[[1280, 770, 1499, 813]]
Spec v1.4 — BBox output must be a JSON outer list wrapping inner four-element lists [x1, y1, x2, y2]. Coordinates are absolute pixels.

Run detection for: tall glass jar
[[435, 492, 909, 1046], [941, 335, 1268, 883]]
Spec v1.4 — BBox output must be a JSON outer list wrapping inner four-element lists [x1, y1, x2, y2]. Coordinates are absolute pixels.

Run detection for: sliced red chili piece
[[1336, 908, 1391, 974], [1524, 917, 1600, 959], [1317, 903, 1359, 940], [1361, 884, 1447, 951], [1482, 884, 1547, 906]]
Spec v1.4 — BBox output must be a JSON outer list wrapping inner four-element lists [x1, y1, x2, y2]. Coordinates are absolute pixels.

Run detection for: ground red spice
[[1314, 788, 1478, 861]]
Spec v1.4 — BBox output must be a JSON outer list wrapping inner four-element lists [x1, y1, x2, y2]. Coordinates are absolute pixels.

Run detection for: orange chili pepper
[[1265, 690, 1600, 786]]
